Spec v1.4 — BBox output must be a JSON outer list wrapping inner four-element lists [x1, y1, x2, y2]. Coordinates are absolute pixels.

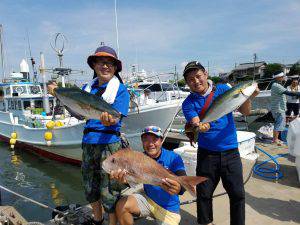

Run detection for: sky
[[0, 0, 300, 83]]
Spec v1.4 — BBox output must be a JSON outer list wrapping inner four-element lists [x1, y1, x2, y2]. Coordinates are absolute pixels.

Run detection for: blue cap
[[141, 125, 163, 138]]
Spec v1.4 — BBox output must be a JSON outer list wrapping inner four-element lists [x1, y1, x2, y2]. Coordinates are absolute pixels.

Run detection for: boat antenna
[[26, 29, 37, 82], [50, 33, 68, 87], [0, 24, 6, 80], [114, 0, 120, 57]]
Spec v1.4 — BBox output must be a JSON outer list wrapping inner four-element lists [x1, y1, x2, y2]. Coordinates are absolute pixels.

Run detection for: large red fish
[[102, 148, 208, 196]]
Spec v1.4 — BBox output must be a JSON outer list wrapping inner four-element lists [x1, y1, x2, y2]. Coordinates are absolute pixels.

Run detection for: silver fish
[[185, 81, 257, 145], [202, 81, 257, 123], [54, 87, 121, 120]]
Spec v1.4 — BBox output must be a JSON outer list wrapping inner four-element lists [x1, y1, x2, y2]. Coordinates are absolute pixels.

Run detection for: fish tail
[[177, 176, 208, 197]]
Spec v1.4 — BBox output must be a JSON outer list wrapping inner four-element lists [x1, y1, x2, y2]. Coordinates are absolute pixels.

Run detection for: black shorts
[[286, 103, 299, 116]]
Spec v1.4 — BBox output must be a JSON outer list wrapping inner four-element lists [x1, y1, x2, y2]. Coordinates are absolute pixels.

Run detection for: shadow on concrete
[[252, 160, 300, 188], [134, 208, 197, 225], [246, 192, 300, 223]]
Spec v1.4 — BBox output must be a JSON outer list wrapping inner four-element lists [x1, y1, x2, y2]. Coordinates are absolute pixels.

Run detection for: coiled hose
[[27, 222, 45, 225], [253, 145, 288, 180]]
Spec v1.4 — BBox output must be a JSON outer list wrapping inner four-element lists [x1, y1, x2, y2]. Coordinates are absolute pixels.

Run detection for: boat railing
[[129, 73, 185, 103]]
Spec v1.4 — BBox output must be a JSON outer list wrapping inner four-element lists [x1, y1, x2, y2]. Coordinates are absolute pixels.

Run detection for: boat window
[[8, 99, 18, 110], [138, 83, 178, 92], [29, 85, 41, 94], [12, 85, 27, 95], [34, 100, 43, 108], [5, 87, 11, 95], [17, 100, 22, 110], [161, 83, 175, 91], [138, 84, 162, 91], [23, 100, 30, 109]]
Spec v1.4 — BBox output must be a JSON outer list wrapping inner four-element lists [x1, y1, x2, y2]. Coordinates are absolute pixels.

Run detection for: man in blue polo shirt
[[48, 45, 130, 225], [182, 61, 259, 225], [111, 125, 186, 225]]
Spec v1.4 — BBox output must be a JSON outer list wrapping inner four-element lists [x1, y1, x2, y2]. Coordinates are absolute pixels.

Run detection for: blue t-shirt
[[82, 80, 130, 144], [182, 84, 238, 151], [144, 148, 185, 213]]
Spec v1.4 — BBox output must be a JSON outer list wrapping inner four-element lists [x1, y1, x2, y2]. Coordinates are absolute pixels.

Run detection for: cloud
[[1, 0, 299, 80]]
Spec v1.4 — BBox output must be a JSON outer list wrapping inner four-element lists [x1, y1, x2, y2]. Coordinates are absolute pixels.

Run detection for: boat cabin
[[0, 82, 54, 115]]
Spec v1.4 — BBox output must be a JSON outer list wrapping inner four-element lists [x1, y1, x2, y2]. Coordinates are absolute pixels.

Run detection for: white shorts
[[132, 193, 181, 225]]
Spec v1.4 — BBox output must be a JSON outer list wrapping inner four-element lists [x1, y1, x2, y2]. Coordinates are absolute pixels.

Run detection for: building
[[230, 61, 267, 81]]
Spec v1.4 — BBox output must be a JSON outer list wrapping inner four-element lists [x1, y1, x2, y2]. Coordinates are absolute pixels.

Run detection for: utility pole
[[207, 61, 210, 75], [253, 53, 257, 80]]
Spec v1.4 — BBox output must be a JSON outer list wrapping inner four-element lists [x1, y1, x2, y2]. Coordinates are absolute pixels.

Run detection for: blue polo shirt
[[143, 148, 185, 213], [182, 84, 238, 151], [82, 80, 130, 144]]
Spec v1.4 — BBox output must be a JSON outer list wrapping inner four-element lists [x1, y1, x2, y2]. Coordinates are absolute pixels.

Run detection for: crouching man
[[111, 125, 187, 225]]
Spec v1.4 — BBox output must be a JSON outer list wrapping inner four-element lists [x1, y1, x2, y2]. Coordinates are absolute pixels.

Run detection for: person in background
[[270, 72, 300, 145], [139, 89, 156, 105], [111, 125, 187, 225], [182, 61, 259, 225], [286, 77, 300, 120], [48, 45, 130, 225]]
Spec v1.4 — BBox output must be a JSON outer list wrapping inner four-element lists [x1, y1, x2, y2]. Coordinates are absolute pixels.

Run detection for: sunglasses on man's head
[[143, 127, 161, 133]]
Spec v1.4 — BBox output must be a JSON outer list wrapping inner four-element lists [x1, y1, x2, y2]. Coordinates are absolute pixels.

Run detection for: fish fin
[[125, 174, 140, 188], [177, 176, 208, 197], [233, 92, 241, 98], [128, 181, 139, 188]]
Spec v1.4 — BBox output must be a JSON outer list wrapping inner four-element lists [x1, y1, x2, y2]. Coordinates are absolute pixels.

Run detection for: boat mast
[[40, 52, 50, 114], [26, 29, 38, 82], [0, 24, 6, 80], [114, 0, 120, 57]]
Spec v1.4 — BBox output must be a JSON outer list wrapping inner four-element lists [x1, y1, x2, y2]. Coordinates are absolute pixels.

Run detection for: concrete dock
[[135, 140, 300, 225]]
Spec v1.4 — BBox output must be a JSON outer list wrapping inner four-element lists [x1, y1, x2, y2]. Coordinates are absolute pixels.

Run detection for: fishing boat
[[0, 62, 185, 165], [0, 73, 85, 164]]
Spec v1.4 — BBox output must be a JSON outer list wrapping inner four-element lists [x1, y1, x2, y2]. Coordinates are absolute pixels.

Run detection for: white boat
[[0, 75, 184, 165], [0, 79, 85, 164], [134, 81, 189, 102]]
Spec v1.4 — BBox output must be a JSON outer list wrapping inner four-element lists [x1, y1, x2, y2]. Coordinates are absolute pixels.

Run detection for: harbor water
[[0, 142, 86, 222]]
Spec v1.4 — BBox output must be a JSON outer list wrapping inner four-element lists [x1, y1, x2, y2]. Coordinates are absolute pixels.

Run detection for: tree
[[288, 61, 300, 76], [264, 63, 283, 78], [209, 76, 221, 84], [177, 78, 186, 87]]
